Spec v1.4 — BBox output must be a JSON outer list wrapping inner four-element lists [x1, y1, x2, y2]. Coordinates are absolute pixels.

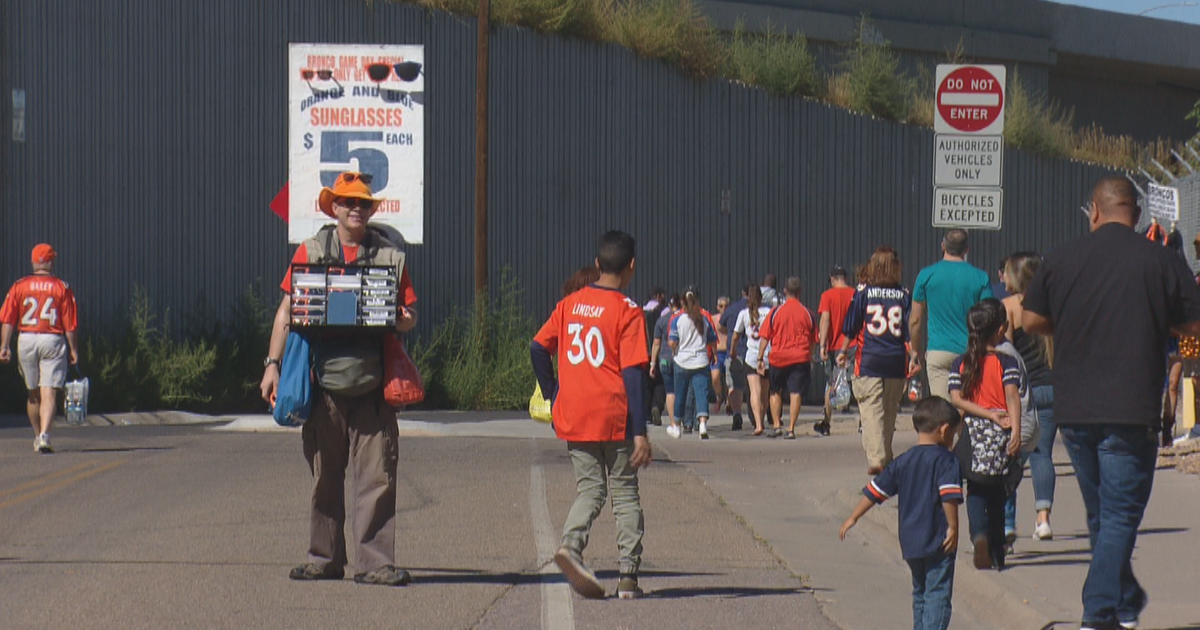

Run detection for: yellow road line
[[0, 461, 97, 499], [0, 460, 128, 510]]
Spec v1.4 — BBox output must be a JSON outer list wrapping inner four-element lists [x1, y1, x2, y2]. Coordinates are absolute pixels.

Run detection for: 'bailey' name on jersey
[[842, 284, 911, 379]]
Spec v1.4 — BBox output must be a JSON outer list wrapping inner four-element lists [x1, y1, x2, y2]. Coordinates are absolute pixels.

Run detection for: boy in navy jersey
[[841, 397, 963, 630]]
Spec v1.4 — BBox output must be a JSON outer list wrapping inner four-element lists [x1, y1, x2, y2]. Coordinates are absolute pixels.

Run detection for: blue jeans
[[966, 480, 1007, 567], [673, 366, 710, 423], [1027, 386, 1057, 511], [1005, 385, 1055, 531], [1060, 424, 1157, 626], [907, 552, 955, 630]]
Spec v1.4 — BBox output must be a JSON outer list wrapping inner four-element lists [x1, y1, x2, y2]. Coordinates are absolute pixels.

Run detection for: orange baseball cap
[[31, 243, 56, 264], [316, 172, 382, 218]]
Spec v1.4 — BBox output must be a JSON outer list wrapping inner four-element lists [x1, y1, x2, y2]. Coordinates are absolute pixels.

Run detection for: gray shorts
[[17, 332, 68, 389]]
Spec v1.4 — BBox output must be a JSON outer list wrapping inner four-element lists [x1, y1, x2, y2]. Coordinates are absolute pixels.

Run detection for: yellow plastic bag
[[529, 383, 553, 423]]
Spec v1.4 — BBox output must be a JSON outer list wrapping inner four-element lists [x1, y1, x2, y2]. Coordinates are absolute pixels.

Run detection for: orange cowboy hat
[[317, 172, 383, 218]]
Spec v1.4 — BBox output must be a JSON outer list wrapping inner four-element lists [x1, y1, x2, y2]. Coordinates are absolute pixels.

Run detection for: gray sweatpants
[[302, 388, 399, 575], [561, 440, 644, 575]]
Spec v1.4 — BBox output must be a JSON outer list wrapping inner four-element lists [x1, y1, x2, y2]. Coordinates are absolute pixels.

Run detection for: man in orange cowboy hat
[[0, 244, 80, 454], [261, 171, 418, 586]]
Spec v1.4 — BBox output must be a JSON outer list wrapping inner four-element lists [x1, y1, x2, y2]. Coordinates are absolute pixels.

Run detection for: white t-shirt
[[670, 312, 715, 370], [736, 306, 773, 369]]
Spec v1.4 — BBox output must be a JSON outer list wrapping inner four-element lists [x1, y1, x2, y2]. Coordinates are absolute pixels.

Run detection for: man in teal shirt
[[909, 229, 993, 400]]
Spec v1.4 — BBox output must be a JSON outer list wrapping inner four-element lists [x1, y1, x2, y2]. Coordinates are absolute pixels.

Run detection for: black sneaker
[[289, 563, 345, 581], [650, 407, 662, 426], [731, 413, 744, 431], [617, 574, 643, 599], [353, 565, 413, 586], [812, 421, 831, 436]]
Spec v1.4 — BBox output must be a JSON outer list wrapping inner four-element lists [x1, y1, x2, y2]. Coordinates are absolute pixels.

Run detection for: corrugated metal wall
[[1, 0, 1116, 339]]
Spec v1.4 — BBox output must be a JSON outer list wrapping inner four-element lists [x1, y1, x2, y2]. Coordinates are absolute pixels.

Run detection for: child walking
[[948, 298, 1023, 570], [530, 230, 653, 599], [840, 397, 964, 630]]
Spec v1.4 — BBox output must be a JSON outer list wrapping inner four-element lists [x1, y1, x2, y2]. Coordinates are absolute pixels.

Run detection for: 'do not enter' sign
[[934, 65, 1006, 135]]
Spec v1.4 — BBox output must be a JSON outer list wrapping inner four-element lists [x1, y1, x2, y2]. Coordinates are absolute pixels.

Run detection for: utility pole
[[475, 0, 490, 295]]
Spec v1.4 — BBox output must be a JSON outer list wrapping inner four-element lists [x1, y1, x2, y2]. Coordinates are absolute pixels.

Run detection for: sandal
[[784, 431, 796, 440], [752, 427, 764, 436]]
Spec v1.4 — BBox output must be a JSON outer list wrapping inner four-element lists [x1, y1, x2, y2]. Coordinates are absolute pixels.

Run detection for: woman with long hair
[[730, 286, 773, 436], [1001, 252, 1056, 541], [838, 247, 918, 473], [668, 287, 717, 439]]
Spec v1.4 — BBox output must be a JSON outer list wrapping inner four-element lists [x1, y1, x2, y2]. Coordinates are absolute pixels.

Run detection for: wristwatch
[[263, 356, 281, 368]]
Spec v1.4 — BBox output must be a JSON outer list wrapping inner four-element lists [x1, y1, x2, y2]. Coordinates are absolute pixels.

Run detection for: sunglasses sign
[[288, 43, 425, 244]]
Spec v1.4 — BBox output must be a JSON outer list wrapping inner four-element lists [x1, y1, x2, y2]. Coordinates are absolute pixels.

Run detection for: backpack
[[303, 225, 405, 397]]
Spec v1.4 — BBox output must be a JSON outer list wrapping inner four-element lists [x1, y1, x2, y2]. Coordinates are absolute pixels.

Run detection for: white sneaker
[[1120, 620, 1139, 629], [1033, 521, 1053, 540], [699, 421, 709, 439], [33, 436, 41, 453], [666, 424, 681, 439], [36, 434, 53, 454]]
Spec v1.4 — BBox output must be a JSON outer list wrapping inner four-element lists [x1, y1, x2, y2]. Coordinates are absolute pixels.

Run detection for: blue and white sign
[[289, 43, 425, 244]]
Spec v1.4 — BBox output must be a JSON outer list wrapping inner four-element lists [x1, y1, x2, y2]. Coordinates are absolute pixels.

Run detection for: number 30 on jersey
[[567, 323, 606, 367]]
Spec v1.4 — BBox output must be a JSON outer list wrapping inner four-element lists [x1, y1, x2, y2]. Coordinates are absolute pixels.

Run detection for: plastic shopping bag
[[529, 383, 553, 423], [273, 332, 313, 427], [828, 366, 851, 411]]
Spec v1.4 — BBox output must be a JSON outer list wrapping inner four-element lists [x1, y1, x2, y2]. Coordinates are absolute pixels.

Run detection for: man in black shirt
[[1023, 176, 1200, 630]]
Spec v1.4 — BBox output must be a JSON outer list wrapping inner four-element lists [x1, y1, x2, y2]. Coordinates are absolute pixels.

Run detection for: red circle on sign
[[937, 67, 1003, 133]]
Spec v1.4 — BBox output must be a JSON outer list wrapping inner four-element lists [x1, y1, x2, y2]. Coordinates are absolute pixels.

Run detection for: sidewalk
[[655, 410, 1200, 630]]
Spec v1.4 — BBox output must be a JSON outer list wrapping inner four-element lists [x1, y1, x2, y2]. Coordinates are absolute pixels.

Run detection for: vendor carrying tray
[[289, 263, 399, 329]]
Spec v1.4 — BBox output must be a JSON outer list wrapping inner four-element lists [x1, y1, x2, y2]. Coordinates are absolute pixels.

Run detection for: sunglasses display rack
[[290, 264, 398, 328]]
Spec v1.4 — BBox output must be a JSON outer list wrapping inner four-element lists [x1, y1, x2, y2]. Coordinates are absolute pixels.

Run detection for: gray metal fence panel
[[1, 0, 1115, 344]]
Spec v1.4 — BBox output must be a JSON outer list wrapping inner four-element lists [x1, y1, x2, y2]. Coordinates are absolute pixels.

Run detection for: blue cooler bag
[[273, 332, 313, 427]]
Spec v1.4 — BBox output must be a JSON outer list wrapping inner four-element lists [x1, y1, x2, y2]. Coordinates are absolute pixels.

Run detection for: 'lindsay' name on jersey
[[571, 304, 606, 318]]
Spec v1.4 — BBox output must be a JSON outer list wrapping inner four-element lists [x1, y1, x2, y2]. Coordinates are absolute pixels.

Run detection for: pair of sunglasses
[[300, 68, 335, 81], [341, 172, 373, 185], [365, 61, 423, 83], [335, 197, 375, 210]]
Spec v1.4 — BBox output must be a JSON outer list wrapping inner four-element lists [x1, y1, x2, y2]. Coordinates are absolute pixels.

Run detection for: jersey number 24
[[21, 297, 58, 327]]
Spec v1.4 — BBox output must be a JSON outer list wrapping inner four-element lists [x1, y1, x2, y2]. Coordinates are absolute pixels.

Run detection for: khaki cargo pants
[[302, 388, 399, 575]]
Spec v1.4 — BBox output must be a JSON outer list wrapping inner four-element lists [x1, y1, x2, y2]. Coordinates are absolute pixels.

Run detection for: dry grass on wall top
[[382, 0, 1194, 174]]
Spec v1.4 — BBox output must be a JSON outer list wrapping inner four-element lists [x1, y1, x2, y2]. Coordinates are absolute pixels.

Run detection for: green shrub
[[84, 287, 218, 412], [494, 0, 610, 39], [410, 270, 537, 410], [1003, 70, 1074, 158], [607, 0, 727, 79], [183, 285, 276, 414], [834, 19, 916, 122], [728, 20, 822, 98]]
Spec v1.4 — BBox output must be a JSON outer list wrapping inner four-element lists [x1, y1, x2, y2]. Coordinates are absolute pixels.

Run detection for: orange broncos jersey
[[0, 275, 78, 334], [533, 285, 650, 442]]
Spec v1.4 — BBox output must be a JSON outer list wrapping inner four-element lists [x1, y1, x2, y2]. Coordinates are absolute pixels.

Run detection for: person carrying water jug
[[0, 244, 80, 454], [260, 171, 418, 587]]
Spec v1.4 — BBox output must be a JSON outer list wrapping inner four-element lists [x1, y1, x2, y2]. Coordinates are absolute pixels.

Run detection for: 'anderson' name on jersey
[[842, 285, 911, 379]]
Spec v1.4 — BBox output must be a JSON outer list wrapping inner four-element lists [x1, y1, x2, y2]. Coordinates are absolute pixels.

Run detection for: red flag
[[270, 183, 289, 222]]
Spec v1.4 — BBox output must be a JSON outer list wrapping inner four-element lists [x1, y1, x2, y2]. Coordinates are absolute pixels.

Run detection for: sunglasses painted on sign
[[301, 68, 344, 98], [364, 62, 424, 83]]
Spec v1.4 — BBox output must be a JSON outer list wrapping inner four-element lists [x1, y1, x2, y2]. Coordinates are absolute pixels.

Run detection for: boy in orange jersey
[[0, 244, 80, 454], [531, 230, 652, 600]]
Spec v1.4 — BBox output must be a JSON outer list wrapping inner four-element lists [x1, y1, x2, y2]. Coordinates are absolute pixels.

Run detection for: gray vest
[[304, 224, 406, 276]]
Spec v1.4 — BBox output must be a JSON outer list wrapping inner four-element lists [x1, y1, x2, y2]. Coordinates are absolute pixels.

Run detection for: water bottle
[[906, 374, 922, 402], [65, 377, 88, 425]]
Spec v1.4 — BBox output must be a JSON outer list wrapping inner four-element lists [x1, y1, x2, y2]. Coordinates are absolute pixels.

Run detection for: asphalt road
[[0, 421, 834, 630]]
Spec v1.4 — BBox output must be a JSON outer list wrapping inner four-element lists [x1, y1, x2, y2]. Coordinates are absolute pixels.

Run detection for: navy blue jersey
[[842, 284, 912, 378], [864, 444, 963, 560]]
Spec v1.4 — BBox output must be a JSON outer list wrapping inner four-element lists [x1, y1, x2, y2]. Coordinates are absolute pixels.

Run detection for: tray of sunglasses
[[290, 263, 399, 328]]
